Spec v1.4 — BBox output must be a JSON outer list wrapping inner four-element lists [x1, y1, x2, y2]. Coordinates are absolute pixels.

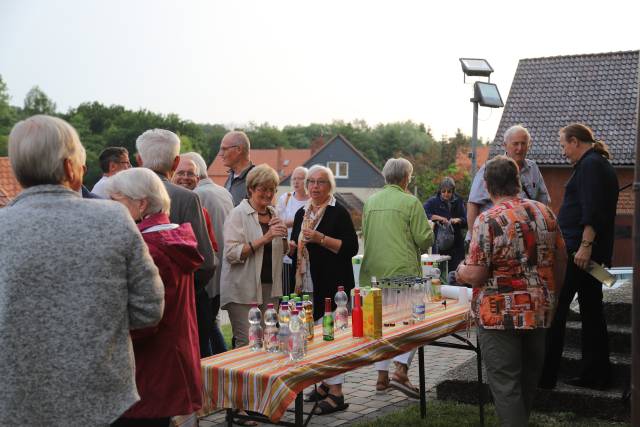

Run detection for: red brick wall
[[539, 166, 634, 267]]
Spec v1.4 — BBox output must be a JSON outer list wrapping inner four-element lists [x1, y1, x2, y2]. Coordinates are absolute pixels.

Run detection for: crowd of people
[[0, 115, 619, 427]]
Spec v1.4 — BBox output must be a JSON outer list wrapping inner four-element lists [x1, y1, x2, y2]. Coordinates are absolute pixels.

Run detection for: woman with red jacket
[[107, 167, 204, 427]]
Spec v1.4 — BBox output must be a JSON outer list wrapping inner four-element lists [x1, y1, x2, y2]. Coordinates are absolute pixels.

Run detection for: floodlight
[[474, 82, 504, 108], [459, 58, 494, 78]]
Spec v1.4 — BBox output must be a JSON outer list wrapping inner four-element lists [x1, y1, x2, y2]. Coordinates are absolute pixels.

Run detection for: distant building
[[0, 157, 22, 208], [490, 50, 639, 266]]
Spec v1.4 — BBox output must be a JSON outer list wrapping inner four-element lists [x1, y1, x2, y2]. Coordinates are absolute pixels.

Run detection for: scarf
[[294, 197, 332, 294]]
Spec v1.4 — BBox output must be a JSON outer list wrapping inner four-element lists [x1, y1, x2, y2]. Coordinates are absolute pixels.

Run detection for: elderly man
[[91, 146, 131, 197], [467, 125, 550, 238], [178, 152, 234, 354], [360, 158, 434, 398], [219, 130, 254, 206], [136, 129, 217, 357], [1, 115, 164, 426]]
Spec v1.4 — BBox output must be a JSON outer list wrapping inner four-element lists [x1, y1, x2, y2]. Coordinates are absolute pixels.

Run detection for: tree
[[23, 86, 57, 116]]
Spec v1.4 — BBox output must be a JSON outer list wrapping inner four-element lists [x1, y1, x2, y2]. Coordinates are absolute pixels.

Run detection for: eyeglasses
[[175, 171, 197, 178], [219, 144, 240, 153], [254, 186, 275, 194], [307, 179, 329, 186]]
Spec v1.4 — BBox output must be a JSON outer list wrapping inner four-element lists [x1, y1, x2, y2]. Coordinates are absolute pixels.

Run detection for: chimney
[[310, 136, 325, 156]]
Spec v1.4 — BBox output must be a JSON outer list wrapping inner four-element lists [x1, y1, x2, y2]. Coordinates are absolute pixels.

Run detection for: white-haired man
[[180, 152, 233, 354], [136, 129, 217, 357], [219, 131, 254, 206], [467, 125, 550, 238]]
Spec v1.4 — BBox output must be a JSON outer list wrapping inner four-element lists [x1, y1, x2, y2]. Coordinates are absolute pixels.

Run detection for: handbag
[[436, 222, 455, 252]]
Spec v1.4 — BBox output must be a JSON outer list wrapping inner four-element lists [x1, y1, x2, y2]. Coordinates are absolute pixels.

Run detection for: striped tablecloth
[[198, 299, 470, 423]]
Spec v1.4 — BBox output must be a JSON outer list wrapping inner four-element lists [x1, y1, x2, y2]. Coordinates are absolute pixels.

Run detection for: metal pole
[[631, 86, 640, 425], [419, 346, 427, 418], [471, 100, 479, 177]]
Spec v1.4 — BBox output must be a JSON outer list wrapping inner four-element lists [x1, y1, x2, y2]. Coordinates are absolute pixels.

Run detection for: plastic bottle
[[323, 298, 334, 341], [289, 293, 297, 312], [289, 309, 305, 361], [303, 294, 314, 341], [351, 288, 363, 338], [263, 303, 279, 353], [278, 303, 291, 355], [334, 286, 349, 331], [297, 307, 308, 355], [248, 303, 263, 351], [411, 279, 426, 322]]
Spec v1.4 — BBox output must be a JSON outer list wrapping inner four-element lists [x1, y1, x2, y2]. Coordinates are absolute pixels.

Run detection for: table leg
[[476, 334, 485, 427], [295, 392, 303, 427], [226, 408, 234, 427], [418, 346, 426, 419]]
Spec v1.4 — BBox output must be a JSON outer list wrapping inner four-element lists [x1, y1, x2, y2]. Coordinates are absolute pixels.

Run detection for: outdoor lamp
[[474, 82, 504, 108]]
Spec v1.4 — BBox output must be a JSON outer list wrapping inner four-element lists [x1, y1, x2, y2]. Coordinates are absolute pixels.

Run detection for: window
[[327, 161, 349, 179]]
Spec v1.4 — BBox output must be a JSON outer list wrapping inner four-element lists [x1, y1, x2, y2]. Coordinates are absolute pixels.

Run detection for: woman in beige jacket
[[220, 164, 288, 347]]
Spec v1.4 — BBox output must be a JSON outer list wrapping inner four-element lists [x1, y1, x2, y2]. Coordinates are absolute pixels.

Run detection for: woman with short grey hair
[[106, 167, 205, 426], [381, 158, 413, 186], [0, 115, 164, 426], [136, 128, 181, 173]]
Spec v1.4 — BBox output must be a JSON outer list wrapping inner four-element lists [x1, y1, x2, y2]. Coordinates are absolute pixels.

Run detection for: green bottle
[[323, 298, 334, 341]]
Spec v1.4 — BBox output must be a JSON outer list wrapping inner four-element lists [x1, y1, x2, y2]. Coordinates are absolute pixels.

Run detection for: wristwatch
[[581, 240, 593, 247]]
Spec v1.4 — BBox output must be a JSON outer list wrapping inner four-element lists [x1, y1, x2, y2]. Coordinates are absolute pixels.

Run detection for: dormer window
[[327, 161, 349, 179]]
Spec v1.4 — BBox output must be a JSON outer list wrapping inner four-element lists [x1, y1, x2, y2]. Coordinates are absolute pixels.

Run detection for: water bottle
[[334, 286, 349, 331], [278, 303, 291, 355], [263, 303, 279, 353], [289, 293, 297, 312], [248, 303, 263, 351], [303, 294, 315, 341], [289, 309, 305, 361], [323, 298, 334, 341], [297, 307, 308, 355], [411, 279, 426, 322]]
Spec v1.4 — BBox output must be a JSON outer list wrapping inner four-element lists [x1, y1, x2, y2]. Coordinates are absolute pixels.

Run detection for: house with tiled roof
[[489, 50, 639, 266], [0, 157, 22, 207]]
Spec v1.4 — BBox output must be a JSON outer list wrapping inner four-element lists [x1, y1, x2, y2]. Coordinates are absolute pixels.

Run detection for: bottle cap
[[267, 303, 274, 309], [354, 288, 360, 295], [324, 298, 332, 312], [281, 303, 289, 310], [295, 296, 301, 302], [251, 302, 258, 307], [290, 293, 297, 299], [282, 296, 289, 302], [303, 294, 310, 301], [291, 309, 299, 315], [338, 285, 344, 292]]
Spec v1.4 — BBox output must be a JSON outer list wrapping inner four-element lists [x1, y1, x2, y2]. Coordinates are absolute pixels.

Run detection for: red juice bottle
[[351, 288, 363, 338]]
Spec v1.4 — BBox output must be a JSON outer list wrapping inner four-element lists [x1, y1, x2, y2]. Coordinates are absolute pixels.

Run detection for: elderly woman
[[221, 164, 288, 347], [423, 176, 467, 271], [456, 155, 567, 427], [290, 165, 359, 415], [106, 168, 204, 427], [361, 158, 434, 398], [276, 166, 309, 294], [0, 115, 164, 426]]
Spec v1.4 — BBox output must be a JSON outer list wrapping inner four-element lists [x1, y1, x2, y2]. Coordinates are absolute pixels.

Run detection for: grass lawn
[[220, 323, 233, 350], [351, 401, 629, 427]]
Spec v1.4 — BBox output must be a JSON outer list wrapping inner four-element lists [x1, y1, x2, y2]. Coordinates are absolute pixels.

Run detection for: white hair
[[8, 115, 86, 187], [503, 125, 531, 145], [221, 131, 251, 155], [306, 164, 336, 195], [382, 158, 413, 186], [136, 129, 180, 173], [105, 167, 171, 215], [181, 151, 209, 179], [290, 166, 308, 189]]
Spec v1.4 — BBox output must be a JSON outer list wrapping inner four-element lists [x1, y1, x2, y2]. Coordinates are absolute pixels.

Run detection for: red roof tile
[[0, 157, 22, 204], [617, 187, 634, 215], [207, 148, 312, 186]]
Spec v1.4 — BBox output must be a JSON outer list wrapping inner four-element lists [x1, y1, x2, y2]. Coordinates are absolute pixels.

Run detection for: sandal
[[389, 378, 420, 399], [376, 378, 390, 393], [232, 409, 259, 426], [312, 394, 349, 415], [304, 383, 330, 402]]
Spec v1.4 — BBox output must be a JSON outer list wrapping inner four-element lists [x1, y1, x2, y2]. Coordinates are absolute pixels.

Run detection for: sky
[[0, 0, 638, 141]]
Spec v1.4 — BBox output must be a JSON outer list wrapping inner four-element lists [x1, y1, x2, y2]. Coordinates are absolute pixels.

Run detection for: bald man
[[219, 131, 255, 206]]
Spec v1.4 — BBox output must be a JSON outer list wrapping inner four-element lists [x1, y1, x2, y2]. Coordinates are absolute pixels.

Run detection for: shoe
[[565, 376, 610, 391], [376, 377, 390, 393], [537, 380, 556, 390], [312, 394, 349, 415], [389, 378, 420, 399]]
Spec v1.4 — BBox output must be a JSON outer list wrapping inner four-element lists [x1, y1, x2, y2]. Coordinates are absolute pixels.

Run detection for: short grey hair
[[503, 125, 531, 145], [136, 129, 180, 173], [221, 131, 251, 155], [290, 166, 308, 188], [8, 115, 86, 187], [439, 176, 455, 192], [306, 164, 336, 195], [382, 158, 413, 185], [105, 167, 171, 215], [181, 151, 209, 179]]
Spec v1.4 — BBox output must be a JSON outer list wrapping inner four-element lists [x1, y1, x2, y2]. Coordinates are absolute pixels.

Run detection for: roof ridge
[[519, 49, 639, 62]]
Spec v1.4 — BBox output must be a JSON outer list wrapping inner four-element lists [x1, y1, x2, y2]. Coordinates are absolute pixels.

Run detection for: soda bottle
[[278, 303, 291, 355], [303, 294, 314, 341], [334, 285, 349, 331], [351, 288, 363, 338], [411, 279, 426, 322], [323, 298, 334, 341], [263, 303, 279, 353], [289, 309, 305, 361], [248, 303, 263, 351]]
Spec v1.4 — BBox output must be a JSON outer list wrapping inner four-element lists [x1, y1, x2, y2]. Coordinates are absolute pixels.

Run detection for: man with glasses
[[91, 147, 131, 198], [219, 131, 254, 206], [467, 125, 550, 239]]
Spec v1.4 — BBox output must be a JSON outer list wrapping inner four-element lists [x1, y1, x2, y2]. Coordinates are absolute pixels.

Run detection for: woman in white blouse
[[220, 164, 288, 347]]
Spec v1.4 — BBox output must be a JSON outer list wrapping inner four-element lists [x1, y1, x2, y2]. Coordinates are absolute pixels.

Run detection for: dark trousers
[[540, 258, 611, 386], [195, 289, 213, 358], [210, 295, 227, 354], [111, 417, 170, 427]]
